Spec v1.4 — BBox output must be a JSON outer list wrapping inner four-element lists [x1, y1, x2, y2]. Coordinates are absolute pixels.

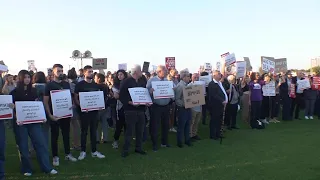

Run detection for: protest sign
[[235, 61, 246, 78], [199, 75, 212, 86], [216, 62, 221, 71], [220, 52, 230, 76], [193, 81, 206, 95], [15, 101, 46, 125], [79, 91, 105, 112], [118, 63, 127, 71], [92, 58, 107, 70], [50, 90, 73, 118], [0, 64, 8, 72], [274, 58, 287, 73], [262, 81, 276, 96], [151, 81, 174, 99], [262, 57, 275, 73], [204, 63, 212, 73], [224, 53, 236, 66], [142, 61, 150, 73], [129, 88, 153, 105], [289, 84, 296, 98], [297, 79, 311, 91], [243, 57, 252, 71], [165, 57, 175, 70], [183, 85, 205, 109], [0, 95, 13, 120]]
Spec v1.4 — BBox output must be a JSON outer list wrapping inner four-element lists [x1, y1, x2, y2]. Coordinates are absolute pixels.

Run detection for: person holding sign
[[207, 70, 228, 140], [74, 65, 105, 161], [303, 77, 318, 119], [279, 71, 293, 121], [119, 65, 150, 157], [188, 73, 202, 140], [0, 94, 6, 180], [10, 70, 57, 176], [43, 64, 77, 167], [174, 69, 192, 148], [291, 71, 305, 120], [147, 65, 172, 152]]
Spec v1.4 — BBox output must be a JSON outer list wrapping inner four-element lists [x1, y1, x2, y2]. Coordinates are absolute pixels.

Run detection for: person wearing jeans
[[303, 78, 318, 119], [174, 69, 192, 147], [44, 64, 77, 166], [0, 120, 5, 180], [74, 65, 105, 160]]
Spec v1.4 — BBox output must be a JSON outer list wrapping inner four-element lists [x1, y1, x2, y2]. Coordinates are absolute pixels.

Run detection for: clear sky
[[1, 0, 319, 75]]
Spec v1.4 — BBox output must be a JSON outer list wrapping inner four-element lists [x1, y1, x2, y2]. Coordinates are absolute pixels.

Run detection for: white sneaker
[[92, 151, 105, 159], [24, 173, 32, 176], [305, 116, 309, 120], [170, 128, 177, 133], [261, 119, 269, 124], [112, 141, 119, 149], [49, 169, 58, 175], [65, 154, 77, 162], [78, 151, 86, 161], [310, 116, 314, 119], [52, 156, 59, 167]]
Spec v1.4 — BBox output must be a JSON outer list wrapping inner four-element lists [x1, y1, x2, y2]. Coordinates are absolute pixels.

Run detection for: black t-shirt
[[74, 80, 102, 113], [44, 81, 71, 114], [10, 87, 38, 102]]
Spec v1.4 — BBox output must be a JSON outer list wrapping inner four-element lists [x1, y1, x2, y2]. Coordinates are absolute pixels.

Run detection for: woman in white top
[[112, 70, 128, 149]]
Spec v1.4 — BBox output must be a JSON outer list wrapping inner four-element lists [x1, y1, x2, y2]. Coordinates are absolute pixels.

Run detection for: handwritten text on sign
[[79, 91, 105, 112], [15, 101, 46, 125], [50, 90, 73, 118], [183, 85, 205, 109], [262, 81, 276, 96], [0, 95, 13, 120], [129, 88, 153, 105], [262, 58, 275, 72], [152, 81, 174, 99]]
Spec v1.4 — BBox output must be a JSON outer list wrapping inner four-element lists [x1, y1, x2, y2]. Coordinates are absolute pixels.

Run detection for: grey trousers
[[305, 99, 316, 116], [122, 110, 145, 153], [96, 108, 110, 142]]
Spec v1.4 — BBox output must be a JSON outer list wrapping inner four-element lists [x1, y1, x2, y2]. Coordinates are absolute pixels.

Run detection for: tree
[[311, 66, 320, 75]]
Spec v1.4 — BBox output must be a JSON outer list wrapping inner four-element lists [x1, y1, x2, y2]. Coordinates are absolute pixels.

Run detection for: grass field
[[4, 116, 320, 180]]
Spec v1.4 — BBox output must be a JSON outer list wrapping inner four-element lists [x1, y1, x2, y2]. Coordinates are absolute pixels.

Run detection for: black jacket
[[207, 80, 226, 110]]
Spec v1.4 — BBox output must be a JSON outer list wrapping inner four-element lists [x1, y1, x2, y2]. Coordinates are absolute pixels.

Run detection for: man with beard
[[74, 65, 105, 160], [119, 65, 150, 157], [44, 64, 78, 167]]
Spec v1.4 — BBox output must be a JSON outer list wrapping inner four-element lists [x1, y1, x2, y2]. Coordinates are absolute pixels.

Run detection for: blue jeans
[[14, 123, 52, 174], [177, 107, 191, 144], [0, 121, 5, 179]]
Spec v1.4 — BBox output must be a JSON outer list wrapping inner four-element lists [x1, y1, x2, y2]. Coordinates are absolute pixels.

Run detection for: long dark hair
[[32, 71, 46, 84], [16, 70, 32, 91], [114, 70, 128, 89]]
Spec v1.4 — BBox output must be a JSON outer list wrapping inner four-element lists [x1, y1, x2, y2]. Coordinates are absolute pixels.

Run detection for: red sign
[[313, 77, 320, 86], [165, 57, 175, 70], [221, 52, 230, 58], [289, 84, 296, 98]]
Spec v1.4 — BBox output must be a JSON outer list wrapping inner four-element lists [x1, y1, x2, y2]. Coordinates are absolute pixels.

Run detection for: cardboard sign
[[15, 101, 46, 125], [274, 58, 287, 73], [151, 81, 174, 99], [183, 85, 205, 109], [0, 95, 13, 120], [118, 63, 127, 71], [50, 90, 73, 118], [193, 81, 206, 95], [262, 81, 276, 96], [262, 57, 275, 73], [142, 61, 150, 73], [92, 58, 107, 70], [235, 61, 246, 78], [165, 57, 175, 70], [79, 91, 105, 112], [128, 87, 153, 105]]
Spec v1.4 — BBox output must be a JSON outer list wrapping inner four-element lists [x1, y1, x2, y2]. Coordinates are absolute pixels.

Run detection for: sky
[[0, 0, 319, 75]]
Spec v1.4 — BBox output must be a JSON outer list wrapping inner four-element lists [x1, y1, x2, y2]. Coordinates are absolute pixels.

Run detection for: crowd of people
[[0, 64, 319, 178]]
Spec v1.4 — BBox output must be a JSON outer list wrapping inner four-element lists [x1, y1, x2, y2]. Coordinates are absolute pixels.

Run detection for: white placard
[[193, 81, 206, 95], [151, 81, 174, 99], [129, 87, 153, 105], [0, 64, 8, 72], [216, 62, 221, 71], [297, 79, 311, 91], [118, 63, 127, 71], [50, 90, 73, 118], [262, 58, 275, 73], [199, 75, 212, 87], [224, 53, 236, 66], [236, 61, 246, 78], [79, 91, 105, 112], [204, 63, 212, 72], [262, 81, 276, 96], [15, 101, 46, 125], [0, 95, 13, 120]]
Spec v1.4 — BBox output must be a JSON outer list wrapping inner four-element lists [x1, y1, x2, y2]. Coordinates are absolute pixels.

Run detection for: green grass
[[4, 116, 320, 180]]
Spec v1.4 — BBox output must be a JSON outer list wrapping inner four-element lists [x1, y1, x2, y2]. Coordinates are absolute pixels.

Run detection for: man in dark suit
[[291, 71, 305, 119], [207, 71, 228, 140]]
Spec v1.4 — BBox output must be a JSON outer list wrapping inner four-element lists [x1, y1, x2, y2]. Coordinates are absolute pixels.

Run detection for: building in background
[[311, 57, 320, 68]]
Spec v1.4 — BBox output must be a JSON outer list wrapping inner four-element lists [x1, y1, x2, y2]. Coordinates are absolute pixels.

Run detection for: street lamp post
[[71, 50, 92, 69]]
